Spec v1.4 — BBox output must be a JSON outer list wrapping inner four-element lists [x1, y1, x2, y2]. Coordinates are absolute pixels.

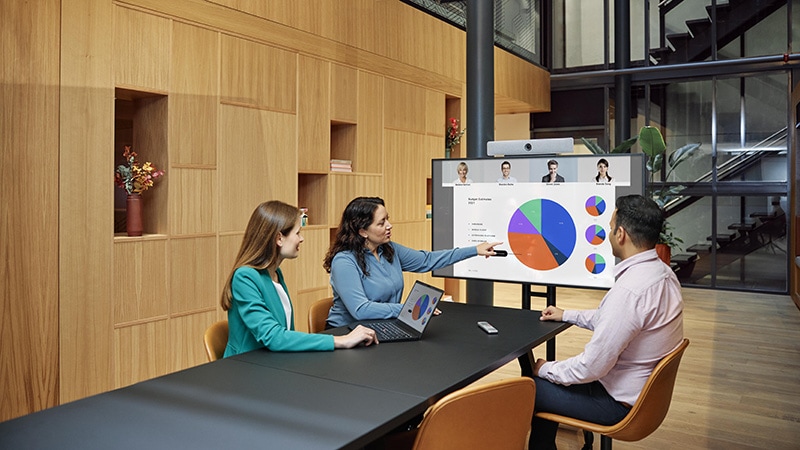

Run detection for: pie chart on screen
[[507, 199, 576, 271], [411, 294, 430, 321], [585, 196, 606, 217], [585, 253, 606, 274], [585, 224, 606, 245]]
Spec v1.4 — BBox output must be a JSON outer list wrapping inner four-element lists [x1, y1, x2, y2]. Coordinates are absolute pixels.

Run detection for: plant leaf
[[611, 135, 638, 153], [667, 142, 701, 167], [647, 153, 663, 173], [639, 126, 666, 158], [580, 138, 605, 155]]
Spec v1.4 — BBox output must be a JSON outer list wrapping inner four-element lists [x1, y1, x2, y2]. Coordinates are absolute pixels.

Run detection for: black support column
[[614, 0, 631, 144], [465, 0, 494, 306]]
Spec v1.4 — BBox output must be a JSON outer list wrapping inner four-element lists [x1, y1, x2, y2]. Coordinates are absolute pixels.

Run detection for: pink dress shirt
[[538, 249, 684, 405]]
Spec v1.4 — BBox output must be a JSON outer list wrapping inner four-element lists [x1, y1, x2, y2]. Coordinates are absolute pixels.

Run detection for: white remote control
[[477, 321, 498, 334]]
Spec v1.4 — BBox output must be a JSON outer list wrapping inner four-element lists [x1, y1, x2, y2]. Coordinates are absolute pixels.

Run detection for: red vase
[[126, 193, 143, 236]]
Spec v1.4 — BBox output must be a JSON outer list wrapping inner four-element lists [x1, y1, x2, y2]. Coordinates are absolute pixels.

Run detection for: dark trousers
[[530, 377, 631, 450]]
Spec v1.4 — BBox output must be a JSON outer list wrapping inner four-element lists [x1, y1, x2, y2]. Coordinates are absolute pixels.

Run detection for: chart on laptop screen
[[399, 282, 442, 330]]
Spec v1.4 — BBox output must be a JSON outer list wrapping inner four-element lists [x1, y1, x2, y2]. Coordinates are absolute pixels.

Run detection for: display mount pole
[[522, 283, 557, 361]]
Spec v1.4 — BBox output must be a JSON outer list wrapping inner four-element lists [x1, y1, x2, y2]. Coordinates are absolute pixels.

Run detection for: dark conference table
[[0, 302, 570, 449]]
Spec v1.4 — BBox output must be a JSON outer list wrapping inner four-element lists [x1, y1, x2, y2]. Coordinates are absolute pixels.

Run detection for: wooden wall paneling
[[331, 63, 358, 124], [425, 89, 446, 177], [494, 49, 550, 114], [113, 239, 169, 324], [59, 0, 115, 404], [440, 21, 466, 83], [383, 130, 426, 222], [169, 236, 218, 314], [327, 173, 384, 223], [425, 90, 446, 137], [331, 123, 357, 165], [113, 6, 171, 91], [280, 226, 331, 293], [220, 35, 297, 112], [218, 105, 297, 232], [133, 95, 169, 235], [218, 233, 244, 302], [424, 134, 443, 179], [356, 71, 383, 174], [1, 0, 60, 421], [298, 174, 328, 226], [297, 55, 330, 173], [168, 310, 218, 371], [302, 1, 360, 54], [168, 168, 217, 235], [384, 78, 426, 134], [123, 0, 464, 95], [170, 22, 218, 166], [114, 320, 169, 388]]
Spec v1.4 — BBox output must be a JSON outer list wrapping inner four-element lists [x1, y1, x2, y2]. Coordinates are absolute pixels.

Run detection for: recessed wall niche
[[114, 88, 169, 237]]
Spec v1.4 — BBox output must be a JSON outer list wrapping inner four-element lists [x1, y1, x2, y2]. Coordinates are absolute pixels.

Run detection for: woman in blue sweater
[[323, 197, 501, 328], [221, 201, 377, 357]]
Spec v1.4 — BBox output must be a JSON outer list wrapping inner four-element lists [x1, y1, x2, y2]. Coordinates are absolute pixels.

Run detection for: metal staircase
[[649, 0, 785, 66], [664, 128, 788, 283]]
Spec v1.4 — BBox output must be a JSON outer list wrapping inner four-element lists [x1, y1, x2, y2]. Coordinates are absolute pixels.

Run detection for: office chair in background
[[203, 320, 229, 362], [308, 296, 334, 333]]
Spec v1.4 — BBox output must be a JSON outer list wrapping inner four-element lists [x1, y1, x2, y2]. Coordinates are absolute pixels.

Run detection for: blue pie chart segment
[[507, 199, 576, 271], [412, 294, 430, 321], [585, 253, 606, 274], [585, 196, 606, 217], [585, 225, 606, 245]]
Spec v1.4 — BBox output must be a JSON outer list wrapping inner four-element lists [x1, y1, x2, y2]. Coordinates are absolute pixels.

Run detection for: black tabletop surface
[[0, 302, 570, 449]]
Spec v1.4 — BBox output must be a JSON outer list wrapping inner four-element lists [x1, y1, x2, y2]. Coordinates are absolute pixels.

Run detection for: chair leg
[[581, 431, 593, 450], [600, 435, 612, 450]]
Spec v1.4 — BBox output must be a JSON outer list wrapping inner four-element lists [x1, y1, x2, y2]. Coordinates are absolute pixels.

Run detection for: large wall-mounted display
[[432, 154, 646, 289]]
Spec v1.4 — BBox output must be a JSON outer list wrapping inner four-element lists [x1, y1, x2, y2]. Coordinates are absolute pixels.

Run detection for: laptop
[[349, 280, 445, 342]]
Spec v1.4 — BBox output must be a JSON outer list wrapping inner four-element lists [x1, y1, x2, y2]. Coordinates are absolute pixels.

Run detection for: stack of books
[[330, 159, 352, 172]]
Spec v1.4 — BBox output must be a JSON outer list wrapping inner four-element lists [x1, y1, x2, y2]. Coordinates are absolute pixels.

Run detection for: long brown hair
[[221, 201, 300, 311], [323, 197, 394, 276]]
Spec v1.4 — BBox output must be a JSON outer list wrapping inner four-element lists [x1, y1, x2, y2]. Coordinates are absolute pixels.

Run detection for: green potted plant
[[583, 127, 701, 263], [638, 126, 701, 262]]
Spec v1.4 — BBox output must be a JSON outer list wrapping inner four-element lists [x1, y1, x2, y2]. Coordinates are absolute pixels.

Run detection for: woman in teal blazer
[[220, 201, 378, 357]]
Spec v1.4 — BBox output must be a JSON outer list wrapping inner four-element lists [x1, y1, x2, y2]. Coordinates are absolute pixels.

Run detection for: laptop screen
[[397, 281, 444, 333]]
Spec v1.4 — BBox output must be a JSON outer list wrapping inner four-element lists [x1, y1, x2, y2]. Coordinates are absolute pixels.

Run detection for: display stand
[[517, 283, 558, 378]]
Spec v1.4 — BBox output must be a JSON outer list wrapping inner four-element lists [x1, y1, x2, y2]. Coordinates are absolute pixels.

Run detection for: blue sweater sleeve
[[226, 267, 333, 354], [393, 242, 477, 272]]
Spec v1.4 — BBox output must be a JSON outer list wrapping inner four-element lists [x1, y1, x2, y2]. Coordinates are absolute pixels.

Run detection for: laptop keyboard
[[365, 321, 413, 341]]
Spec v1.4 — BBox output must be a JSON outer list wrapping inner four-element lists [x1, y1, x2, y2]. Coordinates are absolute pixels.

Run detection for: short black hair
[[614, 194, 664, 248]]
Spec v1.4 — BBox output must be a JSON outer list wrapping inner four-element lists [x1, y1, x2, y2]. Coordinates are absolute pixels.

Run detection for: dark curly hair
[[323, 197, 394, 276]]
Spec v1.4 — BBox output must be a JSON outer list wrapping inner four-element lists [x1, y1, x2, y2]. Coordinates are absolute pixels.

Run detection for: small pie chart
[[412, 294, 430, 321], [507, 199, 576, 271], [585, 196, 606, 217], [585, 224, 607, 245], [585, 253, 606, 274]]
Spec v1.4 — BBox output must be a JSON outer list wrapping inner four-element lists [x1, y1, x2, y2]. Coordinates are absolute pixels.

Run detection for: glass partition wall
[[403, 0, 795, 292], [537, 0, 795, 293]]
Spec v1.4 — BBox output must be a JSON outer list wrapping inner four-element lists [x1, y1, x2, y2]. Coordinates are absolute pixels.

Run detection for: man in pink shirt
[[531, 194, 684, 450]]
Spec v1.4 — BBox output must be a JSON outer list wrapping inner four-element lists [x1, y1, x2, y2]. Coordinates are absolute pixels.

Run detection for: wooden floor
[[472, 282, 800, 449]]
